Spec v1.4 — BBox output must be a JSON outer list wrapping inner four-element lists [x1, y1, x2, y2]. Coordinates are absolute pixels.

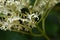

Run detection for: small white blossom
[[7, 16, 20, 23]]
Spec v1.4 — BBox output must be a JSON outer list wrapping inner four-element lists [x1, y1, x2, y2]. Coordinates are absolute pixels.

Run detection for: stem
[[44, 34, 50, 40], [42, 18, 45, 33], [36, 0, 51, 26], [12, 29, 43, 37], [33, 0, 39, 7], [29, 28, 43, 37], [44, 7, 54, 20]]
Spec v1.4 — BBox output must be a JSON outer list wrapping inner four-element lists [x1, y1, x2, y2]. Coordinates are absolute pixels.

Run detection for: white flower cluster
[[0, 0, 59, 31], [0, 0, 39, 31], [33, 0, 59, 13]]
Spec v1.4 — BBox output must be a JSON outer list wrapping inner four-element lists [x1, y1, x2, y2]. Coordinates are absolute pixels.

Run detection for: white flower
[[48, 0, 58, 7], [7, 16, 20, 23], [15, 1, 20, 5], [0, 5, 3, 7], [39, 0, 46, 7], [6, 1, 15, 5]]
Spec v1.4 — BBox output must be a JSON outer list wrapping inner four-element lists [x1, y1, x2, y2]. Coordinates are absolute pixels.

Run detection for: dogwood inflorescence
[[0, 0, 59, 31]]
